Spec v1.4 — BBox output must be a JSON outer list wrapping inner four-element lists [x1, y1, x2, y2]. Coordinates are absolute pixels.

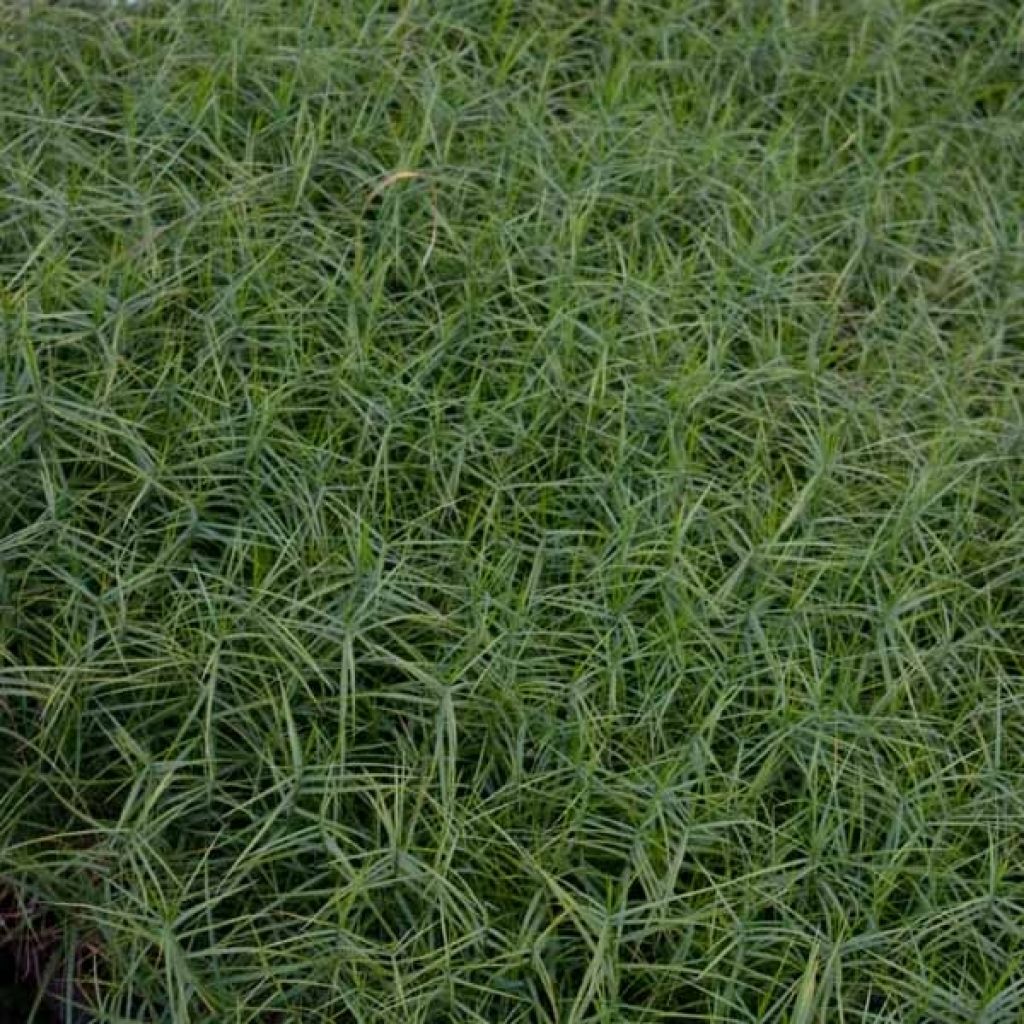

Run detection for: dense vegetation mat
[[1, 2, 1022, 1021]]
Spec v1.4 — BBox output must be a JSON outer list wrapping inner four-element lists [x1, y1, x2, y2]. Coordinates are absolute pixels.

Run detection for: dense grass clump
[[1, 1, 1023, 1021]]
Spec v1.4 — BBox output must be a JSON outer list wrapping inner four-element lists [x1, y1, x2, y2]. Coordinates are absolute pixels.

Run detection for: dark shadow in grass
[[0, 944, 40, 1024]]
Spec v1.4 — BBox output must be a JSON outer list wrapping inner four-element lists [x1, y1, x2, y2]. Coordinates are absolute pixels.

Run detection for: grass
[[0, 0, 1022, 1020]]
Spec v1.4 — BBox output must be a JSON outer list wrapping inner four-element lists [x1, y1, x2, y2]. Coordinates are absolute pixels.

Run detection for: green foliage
[[1, 1, 1022, 1020]]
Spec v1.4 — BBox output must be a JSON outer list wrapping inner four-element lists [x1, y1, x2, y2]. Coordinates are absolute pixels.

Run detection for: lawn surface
[[1, 2, 1023, 1021]]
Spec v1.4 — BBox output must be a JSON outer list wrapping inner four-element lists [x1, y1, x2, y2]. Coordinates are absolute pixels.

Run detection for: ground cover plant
[[1, 1, 1023, 1021]]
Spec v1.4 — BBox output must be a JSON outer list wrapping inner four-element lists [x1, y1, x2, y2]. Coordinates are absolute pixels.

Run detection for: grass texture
[[1, 1, 1023, 1021]]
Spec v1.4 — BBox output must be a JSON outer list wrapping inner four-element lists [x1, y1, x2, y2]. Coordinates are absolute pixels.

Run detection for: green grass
[[1, 1, 1022, 1021]]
